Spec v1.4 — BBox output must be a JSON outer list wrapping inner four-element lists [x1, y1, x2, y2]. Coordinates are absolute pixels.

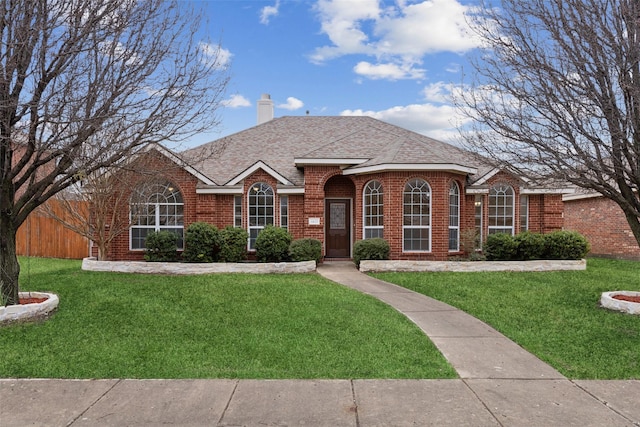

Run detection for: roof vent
[[257, 94, 274, 125]]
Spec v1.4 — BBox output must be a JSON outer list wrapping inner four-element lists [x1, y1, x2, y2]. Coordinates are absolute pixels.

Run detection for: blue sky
[[187, 0, 482, 148]]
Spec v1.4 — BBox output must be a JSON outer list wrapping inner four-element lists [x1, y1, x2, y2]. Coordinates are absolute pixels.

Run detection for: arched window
[[130, 181, 184, 250], [363, 180, 383, 239], [488, 184, 514, 235], [403, 178, 431, 252], [248, 182, 274, 250], [449, 181, 460, 252]]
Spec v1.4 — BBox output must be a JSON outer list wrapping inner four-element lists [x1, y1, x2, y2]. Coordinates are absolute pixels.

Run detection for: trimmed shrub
[[514, 231, 546, 261], [289, 238, 322, 264], [484, 233, 518, 261], [219, 226, 249, 263], [255, 225, 292, 262], [543, 230, 590, 260], [182, 222, 221, 263], [353, 238, 390, 269], [144, 231, 179, 262]]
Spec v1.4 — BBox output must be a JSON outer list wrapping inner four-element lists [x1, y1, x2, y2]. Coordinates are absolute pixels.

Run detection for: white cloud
[[222, 94, 251, 108], [311, 0, 483, 81], [340, 100, 470, 142], [422, 81, 455, 104], [354, 61, 425, 80], [260, 1, 280, 25], [277, 97, 304, 111], [199, 42, 232, 69]]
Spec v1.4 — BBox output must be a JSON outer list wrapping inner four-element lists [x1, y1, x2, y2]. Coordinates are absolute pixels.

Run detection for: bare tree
[[458, 0, 640, 247], [0, 0, 229, 305], [42, 145, 208, 261]]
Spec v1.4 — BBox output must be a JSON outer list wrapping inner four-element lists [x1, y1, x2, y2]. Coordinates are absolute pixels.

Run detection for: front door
[[325, 199, 351, 258]]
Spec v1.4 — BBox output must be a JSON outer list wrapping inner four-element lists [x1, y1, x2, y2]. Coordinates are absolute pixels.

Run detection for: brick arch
[[323, 174, 356, 198]]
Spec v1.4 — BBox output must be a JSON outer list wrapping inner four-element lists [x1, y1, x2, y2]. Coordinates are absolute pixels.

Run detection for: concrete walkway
[[1, 261, 639, 426]]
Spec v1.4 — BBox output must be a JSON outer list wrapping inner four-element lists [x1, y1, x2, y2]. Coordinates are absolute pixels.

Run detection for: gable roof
[[182, 116, 492, 187]]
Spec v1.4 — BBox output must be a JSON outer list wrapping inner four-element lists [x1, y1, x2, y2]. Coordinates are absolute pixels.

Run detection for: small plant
[[484, 233, 518, 261], [514, 231, 546, 260], [255, 225, 292, 262], [460, 229, 483, 260], [353, 238, 390, 268], [182, 222, 221, 263], [543, 230, 590, 260], [219, 226, 249, 262], [289, 238, 322, 264], [144, 230, 179, 262]]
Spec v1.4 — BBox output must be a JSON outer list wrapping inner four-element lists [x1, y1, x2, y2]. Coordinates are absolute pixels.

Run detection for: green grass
[[373, 258, 640, 379], [0, 257, 457, 379]]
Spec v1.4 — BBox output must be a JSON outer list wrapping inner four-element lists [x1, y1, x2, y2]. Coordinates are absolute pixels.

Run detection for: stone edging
[[359, 259, 587, 272], [81, 258, 317, 274], [600, 291, 640, 315], [0, 292, 59, 325]]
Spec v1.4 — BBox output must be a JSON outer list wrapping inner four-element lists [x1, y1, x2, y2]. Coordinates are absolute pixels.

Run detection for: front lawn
[[0, 257, 456, 379], [373, 257, 640, 379]]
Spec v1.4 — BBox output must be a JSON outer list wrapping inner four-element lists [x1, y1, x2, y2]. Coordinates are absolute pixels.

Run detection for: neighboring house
[[564, 191, 640, 260], [104, 98, 567, 261]]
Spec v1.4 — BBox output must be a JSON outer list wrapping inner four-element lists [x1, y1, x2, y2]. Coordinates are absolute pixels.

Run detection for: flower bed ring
[[600, 291, 640, 315], [0, 292, 59, 325]]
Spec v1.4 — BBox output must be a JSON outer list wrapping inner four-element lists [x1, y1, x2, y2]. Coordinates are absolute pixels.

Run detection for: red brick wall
[[564, 195, 640, 259], [106, 155, 568, 261], [107, 150, 200, 261]]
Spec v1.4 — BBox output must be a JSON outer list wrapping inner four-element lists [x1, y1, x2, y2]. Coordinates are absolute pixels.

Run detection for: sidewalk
[[1, 261, 639, 426]]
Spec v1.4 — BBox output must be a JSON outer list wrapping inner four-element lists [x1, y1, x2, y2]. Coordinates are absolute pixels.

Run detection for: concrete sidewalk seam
[[349, 379, 361, 427], [67, 378, 122, 427], [216, 379, 239, 426], [571, 380, 640, 427], [461, 378, 505, 427]]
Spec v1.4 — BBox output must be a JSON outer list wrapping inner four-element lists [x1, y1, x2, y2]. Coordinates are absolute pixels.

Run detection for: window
[[363, 180, 383, 239], [488, 184, 514, 235], [520, 195, 529, 232], [449, 182, 460, 252], [130, 181, 184, 250], [248, 182, 274, 250], [474, 195, 483, 249], [403, 178, 431, 252], [280, 195, 288, 230], [234, 195, 242, 227]]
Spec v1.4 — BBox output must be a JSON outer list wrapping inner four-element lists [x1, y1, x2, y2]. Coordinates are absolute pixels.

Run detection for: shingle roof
[[181, 116, 493, 186]]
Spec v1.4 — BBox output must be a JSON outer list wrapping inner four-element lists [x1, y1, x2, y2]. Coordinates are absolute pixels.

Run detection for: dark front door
[[325, 199, 351, 258]]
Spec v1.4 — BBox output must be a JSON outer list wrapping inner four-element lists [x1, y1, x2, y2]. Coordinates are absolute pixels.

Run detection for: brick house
[[104, 105, 567, 261], [563, 192, 640, 260]]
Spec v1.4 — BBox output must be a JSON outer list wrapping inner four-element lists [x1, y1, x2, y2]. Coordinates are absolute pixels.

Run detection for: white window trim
[[520, 194, 529, 232], [280, 195, 288, 230], [129, 182, 184, 251], [449, 182, 460, 252], [234, 195, 242, 228], [402, 179, 432, 253], [363, 180, 384, 239], [247, 182, 274, 251], [488, 184, 515, 235]]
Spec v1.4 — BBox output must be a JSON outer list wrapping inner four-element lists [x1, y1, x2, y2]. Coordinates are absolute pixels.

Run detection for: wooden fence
[[16, 200, 90, 259]]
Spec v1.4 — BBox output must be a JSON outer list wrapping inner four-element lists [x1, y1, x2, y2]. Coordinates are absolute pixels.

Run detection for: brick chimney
[[257, 94, 274, 125]]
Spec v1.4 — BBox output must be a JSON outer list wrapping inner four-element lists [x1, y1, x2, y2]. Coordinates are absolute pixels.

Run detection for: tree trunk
[[97, 241, 108, 261], [0, 216, 20, 306]]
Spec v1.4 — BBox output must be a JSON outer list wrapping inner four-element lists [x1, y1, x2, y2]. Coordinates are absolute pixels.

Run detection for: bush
[[353, 238, 390, 268], [484, 233, 518, 261], [144, 231, 179, 262], [543, 230, 590, 260], [289, 238, 322, 264], [514, 231, 546, 261], [182, 222, 221, 263], [255, 225, 292, 262], [219, 226, 249, 263]]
